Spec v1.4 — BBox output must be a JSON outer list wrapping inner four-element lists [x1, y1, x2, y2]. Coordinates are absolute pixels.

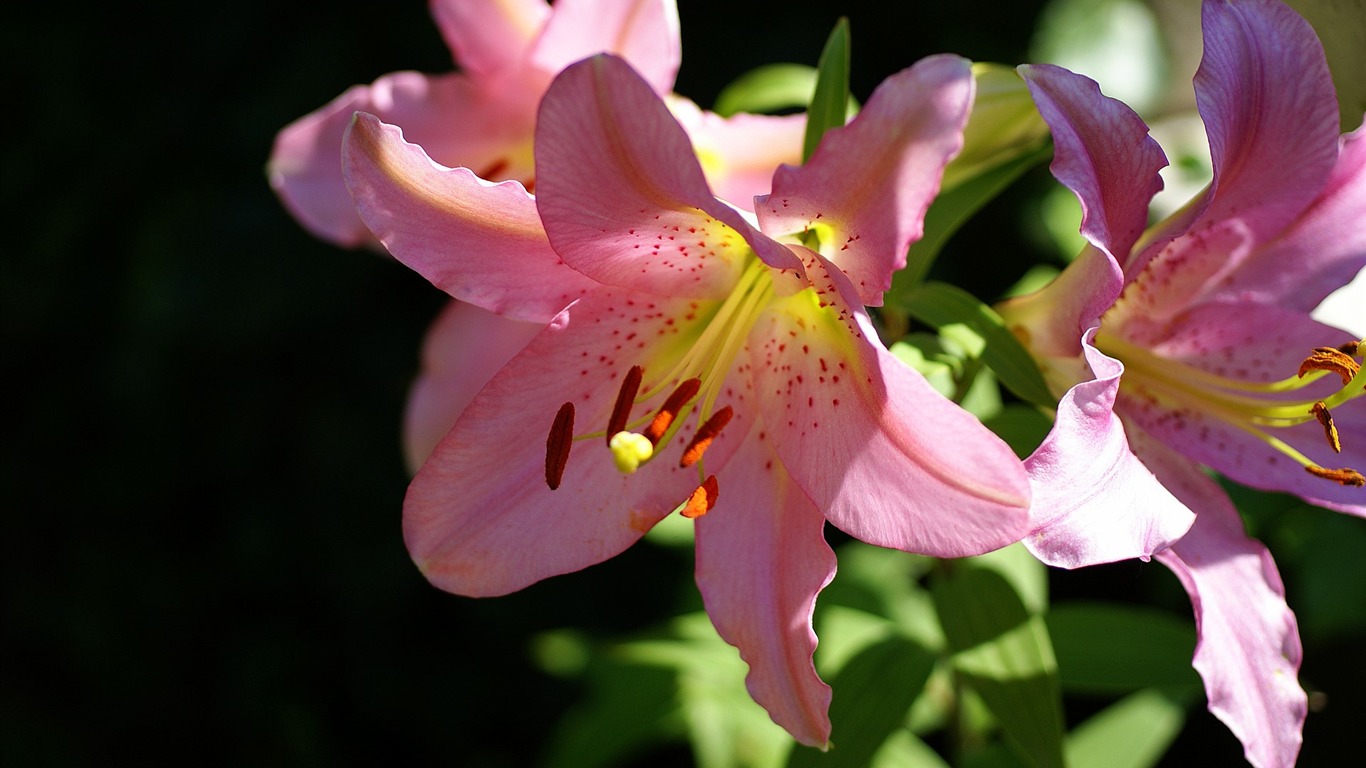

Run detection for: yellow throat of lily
[[1094, 334, 1366, 487]]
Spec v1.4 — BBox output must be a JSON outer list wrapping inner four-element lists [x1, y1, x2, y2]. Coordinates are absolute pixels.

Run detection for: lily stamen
[[679, 476, 719, 518], [680, 406, 734, 468], [1298, 346, 1361, 386], [606, 365, 644, 445], [545, 402, 575, 490], [1306, 466, 1366, 487], [1095, 331, 1366, 489], [642, 378, 702, 444], [1310, 401, 1341, 453]]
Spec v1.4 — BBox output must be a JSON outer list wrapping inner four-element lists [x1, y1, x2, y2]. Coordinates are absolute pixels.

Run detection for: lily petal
[[535, 55, 801, 298], [666, 97, 805, 209], [405, 288, 715, 596], [1143, 436, 1307, 768], [998, 246, 1123, 360], [430, 0, 549, 78], [270, 71, 531, 248], [751, 250, 1031, 556], [756, 55, 974, 306], [1115, 302, 1365, 516], [695, 427, 835, 748], [1023, 335, 1195, 567], [344, 112, 597, 322], [529, 0, 681, 95], [1218, 124, 1366, 311], [1017, 63, 1167, 285], [1190, 0, 1340, 247], [403, 301, 542, 472]]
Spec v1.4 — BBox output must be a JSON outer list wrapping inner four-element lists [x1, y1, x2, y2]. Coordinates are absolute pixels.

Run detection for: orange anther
[[680, 475, 719, 518], [1298, 347, 1361, 386], [680, 406, 734, 467], [642, 378, 702, 444], [1305, 465, 1365, 487], [1310, 401, 1342, 453]]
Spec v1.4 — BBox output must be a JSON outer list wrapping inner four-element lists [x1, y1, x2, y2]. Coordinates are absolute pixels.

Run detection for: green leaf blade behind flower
[[894, 281, 1055, 409], [932, 564, 1065, 768], [1064, 689, 1186, 768], [787, 636, 937, 768], [803, 18, 851, 162], [894, 141, 1051, 291], [1046, 602, 1199, 696]]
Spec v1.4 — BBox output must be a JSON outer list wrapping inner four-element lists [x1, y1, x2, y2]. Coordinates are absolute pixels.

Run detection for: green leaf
[[871, 729, 951, 768], [541, 658, 681, 768], [969, 543, 1048, 616], [983, 404, 1052, 460], [932, 565, 1065, 768], [788, 636, 937, 768], [894, 142, 1051, 290], [714, 64, 818, 117], [803, 18, 850, 162], [893, 281, 1055, 409], [615, 613, 794, 768], [1046, 602, 1200, 696], [1286, 0, 1366, 131], [1064, 689, 1186, 768]]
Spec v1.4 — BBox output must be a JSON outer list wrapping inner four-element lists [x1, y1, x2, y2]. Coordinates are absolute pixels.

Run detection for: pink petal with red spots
[[1217, 125, 1366, 312], [344, 113, 597, 322], [695, 427, 834, 748], [535, 55, 802, 300], [1114, 303, 1365, 515], [747, 250, 1031, 557], [405, 288, 741, 596], [757, 55, 973, 306]]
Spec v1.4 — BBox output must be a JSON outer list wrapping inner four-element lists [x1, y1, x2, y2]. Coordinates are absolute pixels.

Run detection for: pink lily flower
[[344, 53, 1032, 745], [268, 0, 802, 247], [998, 1, 1364, 765]]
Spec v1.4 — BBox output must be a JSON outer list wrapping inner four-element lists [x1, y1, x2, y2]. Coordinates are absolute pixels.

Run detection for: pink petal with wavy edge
[[748, 250, 1030, 556], [695, 427, 834, 748], [1140, 434, 1306, 768], [271, 71, 529, 247], [406, 288, 744, 596], [1112, 302, 1365, 515], [1023, 335, 1194, 567], [667, 97, 805, 209], [756, 55, 973, 306], [1219, 125, 1366, 311], [343, 113, 597, 322], [529, 0, 680, 95], [1017, 63, 1166, 292], [403, 301, 543, 472], [429, 0, 549, 78], [535, 55, 800, 298], [1188, 0, 1339, 247]]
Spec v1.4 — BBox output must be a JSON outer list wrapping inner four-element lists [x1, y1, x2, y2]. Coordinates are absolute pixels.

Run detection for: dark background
[[4, 0, 1360, 765]]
